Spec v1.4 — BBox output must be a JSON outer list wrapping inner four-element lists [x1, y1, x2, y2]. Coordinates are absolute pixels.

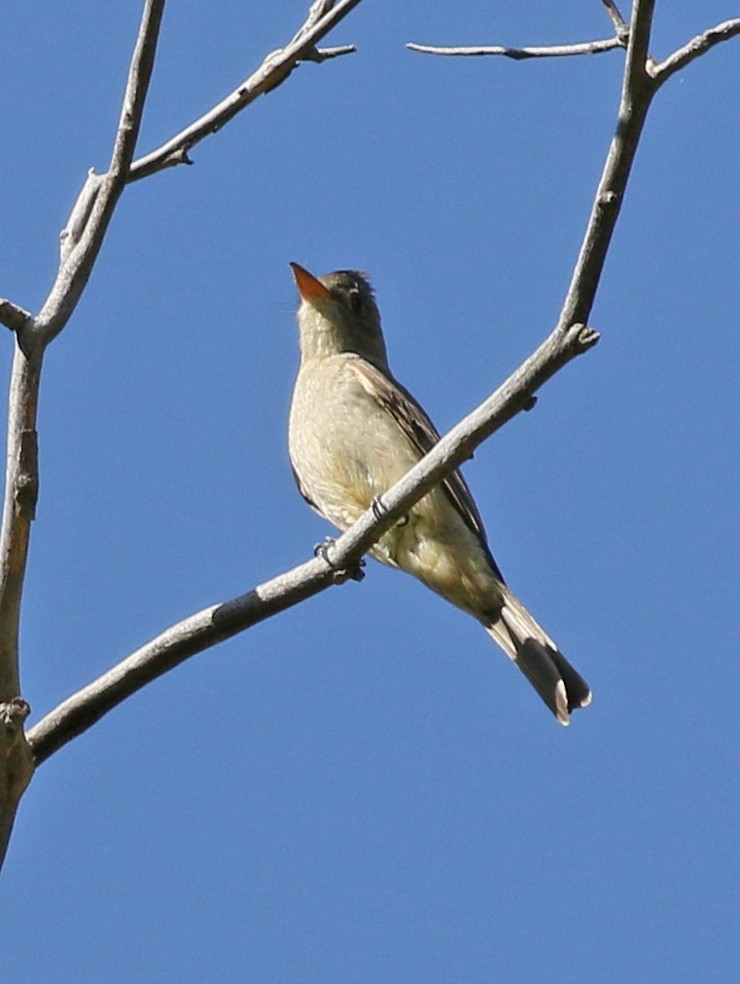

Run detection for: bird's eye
[[347, 288, 363, 314]]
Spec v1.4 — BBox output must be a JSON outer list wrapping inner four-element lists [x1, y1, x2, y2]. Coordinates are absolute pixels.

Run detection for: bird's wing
[[349, 357, 503, 578], [290, 463, 320, 514]]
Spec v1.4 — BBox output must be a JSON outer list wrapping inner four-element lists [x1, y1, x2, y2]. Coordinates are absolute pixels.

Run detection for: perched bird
[[288, 263, 591, 725]]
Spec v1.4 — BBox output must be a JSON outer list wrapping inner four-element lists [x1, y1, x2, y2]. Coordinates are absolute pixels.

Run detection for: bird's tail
[[485, 584, 591, 726]]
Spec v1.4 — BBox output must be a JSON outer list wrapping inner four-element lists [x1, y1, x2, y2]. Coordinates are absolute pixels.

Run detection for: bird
[[288, 262, 591, 725]]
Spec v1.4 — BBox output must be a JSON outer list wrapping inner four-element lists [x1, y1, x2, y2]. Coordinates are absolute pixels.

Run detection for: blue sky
[[3, 2, 740, 981]]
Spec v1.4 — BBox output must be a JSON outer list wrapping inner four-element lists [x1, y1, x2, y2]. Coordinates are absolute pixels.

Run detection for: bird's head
[[290, 263, 389, 370]]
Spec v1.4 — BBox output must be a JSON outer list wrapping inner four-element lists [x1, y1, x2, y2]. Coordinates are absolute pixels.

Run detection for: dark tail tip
[[516, 639, 592, 726]]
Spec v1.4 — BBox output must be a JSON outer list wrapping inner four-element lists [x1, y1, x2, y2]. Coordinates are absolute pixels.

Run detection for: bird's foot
[[371, 495, 408, 527], [370, 496, 386, 520], [314, 537, 366, 584]]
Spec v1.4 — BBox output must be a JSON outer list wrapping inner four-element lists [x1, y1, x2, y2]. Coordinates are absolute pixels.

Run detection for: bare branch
[[601, 0, 629, 39], [31, 0, 166, 347], [288, 0, 357, 59], [408, 1, 631, 60], [0, 0, 167, 865], [27, 322, 598, 765], [556, 0, 657, 329], [0, 300, 32, 333], [28, 557, 334, 763], [58, 169, 104, 264], [109, 0, 164, 179], [129, 0, 364, 182], [652, 18, 740, 86], [0, 346, 41, 703], [302, 44, 357, 62], [407, 37, 624, 60], [623, 0, 656, 81]]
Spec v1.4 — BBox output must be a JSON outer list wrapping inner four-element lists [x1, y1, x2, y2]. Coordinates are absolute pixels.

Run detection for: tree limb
[[29, 0, 166, 349], [652, 18, 740, 86], [408, 0, 632, 60], [128, 0, 364, 182]]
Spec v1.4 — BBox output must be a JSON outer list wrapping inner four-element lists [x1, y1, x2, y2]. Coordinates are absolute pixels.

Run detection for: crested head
[[291, 264, 389, 370]]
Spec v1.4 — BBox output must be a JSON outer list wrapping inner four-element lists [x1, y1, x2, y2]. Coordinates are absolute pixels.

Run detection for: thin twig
[[30, 0, 166, 348], [601, 0, 629, 39], [652, 18, 740, 86], [407, 37, 624, 59], [302, 44, 356, 61], [408, 1, 632, 60], [129, 0, 364, 182], [557, 0, 657, 330]]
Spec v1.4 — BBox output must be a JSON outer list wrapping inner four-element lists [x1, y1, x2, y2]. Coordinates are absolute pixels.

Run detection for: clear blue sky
[[3, 3, 739, 982]]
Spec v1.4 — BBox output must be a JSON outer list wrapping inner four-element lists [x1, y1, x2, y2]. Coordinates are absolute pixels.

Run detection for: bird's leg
[[371, 495, 408, 527], [371, 496, 386, 520], [314, 537, 366, 583]]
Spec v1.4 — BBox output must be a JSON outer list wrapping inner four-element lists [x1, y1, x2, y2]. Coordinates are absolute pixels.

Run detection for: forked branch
[[129, 0, 364, 181], [408, 0, 630, 60], [652, 18, 740, 85], [0, 0, 168, 875], [0, 0, 366, 870]]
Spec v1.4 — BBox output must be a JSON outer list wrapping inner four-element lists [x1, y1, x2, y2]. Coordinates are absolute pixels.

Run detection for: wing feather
[[349, 357, 504, 580]]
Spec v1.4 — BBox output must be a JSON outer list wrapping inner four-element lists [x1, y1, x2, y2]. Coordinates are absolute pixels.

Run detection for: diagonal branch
[[601, 0, 629, 39], [288, 0, 357, 58], [558, 0, 657, 330], [27, 321, 598, 766], [652, 18, 740, 86], [406, 37, 625, 59], [30, 0, 166, 349], [129, 0, 364, 182]]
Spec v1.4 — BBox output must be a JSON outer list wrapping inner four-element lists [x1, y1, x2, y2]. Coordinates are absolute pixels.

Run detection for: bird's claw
[[314, 537, 366, 584], [371, 496, 386, 520], [371, 496, 408, 527]]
